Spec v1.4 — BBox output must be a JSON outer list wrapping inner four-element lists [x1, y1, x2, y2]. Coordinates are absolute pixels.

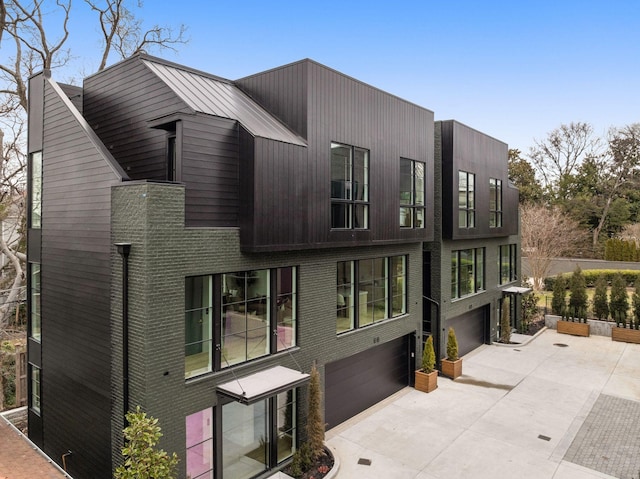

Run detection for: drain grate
[[358, 458, 372, 466], [538, 434, 551, 441], [553, 343, 569, 347]]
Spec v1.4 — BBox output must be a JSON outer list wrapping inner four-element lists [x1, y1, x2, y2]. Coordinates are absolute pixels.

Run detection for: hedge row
[[604, 239, 640, 262], [544, 270, 640, 290]]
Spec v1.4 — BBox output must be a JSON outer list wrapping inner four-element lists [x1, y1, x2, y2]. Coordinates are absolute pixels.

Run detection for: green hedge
[[544, 270, 640, 290], [604, 239, 640, 262]]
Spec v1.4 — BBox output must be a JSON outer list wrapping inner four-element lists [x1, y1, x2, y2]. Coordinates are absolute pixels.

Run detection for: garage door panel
[[325, 335, 410, 429], [448, 307, 487, 357]]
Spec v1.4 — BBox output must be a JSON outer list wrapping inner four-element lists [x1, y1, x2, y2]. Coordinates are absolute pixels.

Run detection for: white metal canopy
[[217, 366, 310, 405], [502, 286, 533, 294]]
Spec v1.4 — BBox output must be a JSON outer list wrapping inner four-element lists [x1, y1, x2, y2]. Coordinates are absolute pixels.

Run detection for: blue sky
[[52, 0, 640, 154]]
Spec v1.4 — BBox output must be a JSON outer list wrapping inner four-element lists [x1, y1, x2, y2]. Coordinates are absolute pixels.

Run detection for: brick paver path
[[0, 418, 67, 479], [564, 394, 640, 479]]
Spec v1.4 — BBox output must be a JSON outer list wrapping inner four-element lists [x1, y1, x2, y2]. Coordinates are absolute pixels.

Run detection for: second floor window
[[331, 142, 369, 229], [499, 244, 517, 284], [400, 158, 425, 228], [458, 171, 475, 228], [30, 263, 41, 342], [451, 248, 485, 299], [490, 178, 503, 227], [30, 151, 43, 228]]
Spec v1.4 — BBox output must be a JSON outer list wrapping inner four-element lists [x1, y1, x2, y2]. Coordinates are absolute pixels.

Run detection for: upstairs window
[[30, 151, 43, 228], [400, 158, 425, 228], [490, 178, 503, 227], [499, 244, 517, 284], [451, 248, 485, 299], [30, 263, 41, 342], [458, 171, 475, 228], [331, 142, 369, 229]]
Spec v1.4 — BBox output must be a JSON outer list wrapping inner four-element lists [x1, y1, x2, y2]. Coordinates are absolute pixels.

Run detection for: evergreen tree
[[500, 297, 511, 343], [446, 327, 459, 361], [593, 275, 609, 320], [551, 275, 567, 315], [609, 273, 629, 325], [568, 266, 588, 318], [306, 365, 325, 461], [632, 286, 640, 328]]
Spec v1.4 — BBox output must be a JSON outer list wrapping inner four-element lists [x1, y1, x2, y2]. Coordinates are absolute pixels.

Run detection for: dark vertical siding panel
[[182, 115, 239, 227], [83, 58, 189, 180], [40, 80, 121, 479]]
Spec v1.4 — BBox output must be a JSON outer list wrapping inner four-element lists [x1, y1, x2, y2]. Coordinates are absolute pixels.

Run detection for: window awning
[[502, 286, 533, 294], [217, 366, 310, 405]]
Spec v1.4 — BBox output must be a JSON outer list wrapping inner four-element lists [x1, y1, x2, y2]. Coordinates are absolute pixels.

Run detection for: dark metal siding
[[325, 335, 411, 429], [238, 60, 435, 251], [440, 120, 518, 240], [236, 60, 309, 139], [38, 79, 122, 479], [182, 115, 240, 227], [83, 57, 189, 180]]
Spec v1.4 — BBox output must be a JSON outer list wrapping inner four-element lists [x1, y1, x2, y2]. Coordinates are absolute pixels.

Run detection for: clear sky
[[51, 0, 640, 154]]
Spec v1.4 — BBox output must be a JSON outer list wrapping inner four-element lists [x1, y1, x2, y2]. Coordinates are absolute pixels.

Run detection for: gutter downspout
[[115, 243, 132, 428]]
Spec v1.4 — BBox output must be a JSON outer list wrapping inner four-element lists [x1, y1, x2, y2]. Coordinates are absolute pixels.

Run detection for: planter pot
[[414, 369, 437, 393], [557, 320, 590, 337], [441, 358, 462, 379], [612, 327, 640, 344]]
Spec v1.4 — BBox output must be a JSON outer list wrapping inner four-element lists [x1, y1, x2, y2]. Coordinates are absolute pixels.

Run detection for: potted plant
[[441, 327, 462, 379], [557, 268, 590, 337], [612, 285, 640, 344], [415, 336, 437, 393]]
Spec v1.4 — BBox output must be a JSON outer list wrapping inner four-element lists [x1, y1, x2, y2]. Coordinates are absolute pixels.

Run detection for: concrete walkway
[[326, 329, 640, 479]]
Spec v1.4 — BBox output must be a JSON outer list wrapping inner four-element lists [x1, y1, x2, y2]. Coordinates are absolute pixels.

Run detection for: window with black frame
[[451, 248, 485, 299], [400, 158, 425, 228], [489, 178, 503, 227], [458, 170, 475, 228], [331, 142, 369, 229], [499, 244, 517, 284]]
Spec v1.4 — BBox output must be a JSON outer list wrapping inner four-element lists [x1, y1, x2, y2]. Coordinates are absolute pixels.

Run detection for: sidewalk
[[0, 410, 69, 479], [326, 329, 640, 479]]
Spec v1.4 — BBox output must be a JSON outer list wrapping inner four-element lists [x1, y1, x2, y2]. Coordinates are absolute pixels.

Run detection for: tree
[[114, 406, 178, 479], [528, 122, 602, 204], [593, 274, 609, 320], [609, 273, 629, 325], [520, 203, 584, 290], [0, 0, 186, 330], [568, 266, 587, 317], [551, 275, 567, 315], [306, 364, 324, 461], [508, 148, 543, 204], [500, 296, 511, 343]]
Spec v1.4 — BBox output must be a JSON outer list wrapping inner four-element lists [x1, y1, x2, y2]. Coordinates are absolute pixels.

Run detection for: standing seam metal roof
[[142, 59, 306, 147]]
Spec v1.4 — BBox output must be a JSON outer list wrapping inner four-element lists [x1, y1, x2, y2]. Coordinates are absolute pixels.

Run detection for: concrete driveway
[[326, 329, 640, 479]]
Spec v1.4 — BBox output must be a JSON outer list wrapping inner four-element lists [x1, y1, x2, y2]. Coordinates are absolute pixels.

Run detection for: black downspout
[[423, 295, 441, 364], [116, 243, 132, 429]]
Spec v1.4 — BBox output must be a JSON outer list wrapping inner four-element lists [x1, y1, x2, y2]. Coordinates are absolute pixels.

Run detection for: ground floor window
[[30, 365, 41, 415], [451, 248, 485, 299], [186, 408, 214, 479], [222, 391, 296, 479]]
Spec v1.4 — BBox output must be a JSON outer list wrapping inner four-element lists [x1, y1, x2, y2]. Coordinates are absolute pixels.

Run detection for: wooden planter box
[[612, 327, 640, 344], [441, 358, 462, 379], [414, 370, 438, 393], [557, 320, 590, 337]]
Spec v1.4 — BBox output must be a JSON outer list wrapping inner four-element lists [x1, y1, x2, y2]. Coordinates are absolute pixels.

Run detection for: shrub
[[114, 406, 178, 479], [421, 336, 436, 373], [519, 291, 539, 333], [500, 297, 511, 343], [593, 275, 609, 320], [544, 269, 640, 290], [306, 365, 324, 461], [632, 286, 640, 326], [551, 275, 567, 315], [446, 327, 458, 361], [568, 266, 588, 317], [609, 273, 629, 325]]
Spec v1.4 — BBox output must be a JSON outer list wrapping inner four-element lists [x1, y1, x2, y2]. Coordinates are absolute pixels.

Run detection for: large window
[[30, 263, 41, 342], [400, 158, 425, 228], [451, 248, 485, 299], [458, 171, 475, 228], [30, 151, 43, 228], [185, 267, 297, 379], [222, 391, 296, 479], [186, 408, 213, 479], [337, 256, 406, 334], [185, 276, 213, 379], [31, 365, 41, 415], [500, 244, 517, 284], [331, 142, 369, 229], [490, 178, 503, 227]]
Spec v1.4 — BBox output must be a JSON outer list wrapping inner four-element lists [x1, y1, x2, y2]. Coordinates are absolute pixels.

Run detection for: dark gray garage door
[[447, 306, 487, 357], [324, 335, 411, 430]]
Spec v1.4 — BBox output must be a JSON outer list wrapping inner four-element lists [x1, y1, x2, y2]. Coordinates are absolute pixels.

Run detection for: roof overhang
[[502, 286, 533, 295], [217, 366, 310, 405]]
